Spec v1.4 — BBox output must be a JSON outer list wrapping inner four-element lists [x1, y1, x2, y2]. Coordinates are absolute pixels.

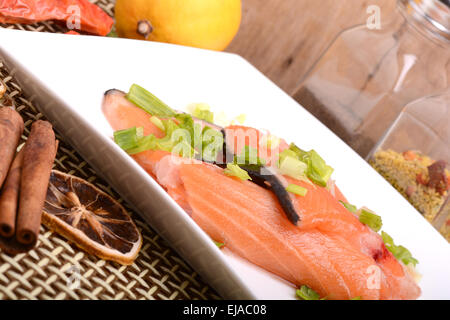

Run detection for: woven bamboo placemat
[[0, 0, 220, 300]]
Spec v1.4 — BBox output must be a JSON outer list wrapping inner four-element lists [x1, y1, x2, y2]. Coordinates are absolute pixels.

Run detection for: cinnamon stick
[[0, 108, 24, 189], [0, 79, 5, 99], [16, 120, 57, 246], [0, 149, 24, 238]]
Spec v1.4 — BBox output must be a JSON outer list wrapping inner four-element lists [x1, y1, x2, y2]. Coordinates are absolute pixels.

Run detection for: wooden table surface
[[227, 0, 396, 95]]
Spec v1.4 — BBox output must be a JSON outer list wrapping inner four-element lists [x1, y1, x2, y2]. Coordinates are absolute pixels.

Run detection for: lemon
[[115, 0, 241, 51]]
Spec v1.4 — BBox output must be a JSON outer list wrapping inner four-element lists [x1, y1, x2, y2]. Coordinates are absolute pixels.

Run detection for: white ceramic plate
[[1, 28, 449, 300]]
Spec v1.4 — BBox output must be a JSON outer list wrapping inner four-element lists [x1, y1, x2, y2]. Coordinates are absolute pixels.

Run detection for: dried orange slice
[[43, 170, 142, 265]]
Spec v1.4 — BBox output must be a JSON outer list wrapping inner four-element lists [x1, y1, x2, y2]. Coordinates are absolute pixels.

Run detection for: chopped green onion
[[113, 115, 201, 158], [359, 208, 383, 232], [235, 146, 265, 166], [175, 114, 194, 139], [114, 126, 158, 155], [202, 127, 224, 162], [381, 231, 419, 266], [351, 296, 361, 300], [296, 285, 322, 300], [202, 126, 222, 147], [278, 155, 308, 180], [234, 114, 246, 124], [339, 201, 358, 213], [189, 103, 214, 123], [172, 139, 196, 158], [150, 116, 165, 132], [162, 119, 179, 136], [127, 135, 157, 155], [286, 184, 308, 197], [214, 240, 225, 249], [267, 136, 280, 150], [113, 127, 142, 151], [306, 150, 334, 187], [289, 143, 309, 162], [170, 128, 195, 157], [223, 163, 252, 181], [288, 144, 334, 187], [193, 122, 203, 151], [278, 149, 298, 164], [214, 111, 231, 127], [126, 84, 176, 117], [260, 134, 280, 150], [154, 134, 174, 152]]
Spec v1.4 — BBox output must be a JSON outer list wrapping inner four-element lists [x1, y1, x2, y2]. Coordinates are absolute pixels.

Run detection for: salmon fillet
[[102, 90, 421, 300], [102, 89, 166, 138], [175, 161, 419, 299]]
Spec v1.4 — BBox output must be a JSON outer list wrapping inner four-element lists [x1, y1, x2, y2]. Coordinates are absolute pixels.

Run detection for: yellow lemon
[[115, 0, 242, 51]]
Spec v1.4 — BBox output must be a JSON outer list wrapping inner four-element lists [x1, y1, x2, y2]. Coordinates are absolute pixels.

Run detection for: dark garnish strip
[[239, 165, 300, 226], [216, 130, 301, 226]]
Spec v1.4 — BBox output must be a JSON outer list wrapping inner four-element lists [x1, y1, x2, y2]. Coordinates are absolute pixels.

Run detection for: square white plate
[[1, 28, 449, 300]]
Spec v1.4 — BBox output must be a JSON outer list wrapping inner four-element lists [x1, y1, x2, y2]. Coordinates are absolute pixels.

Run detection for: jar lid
[[400, 0, 450, 43]]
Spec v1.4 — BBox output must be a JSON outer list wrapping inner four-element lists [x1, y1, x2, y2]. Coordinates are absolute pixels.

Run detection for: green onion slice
[[289, 143, 309, 162], [286, 184, 308, 197], [234, 145, 265, 166], [359, 208, 383, 232], [339, 201, 358, 213], [278, 155, 308, 180], [126, 84, 176, 117], [113, 127, 141, 151], [189, 103, 214, 123], [162, 119, 179, 136], [381, 231, 419, 266], [223, 163, 252, 181], [202, 127, 224, 162], [234, 114, 246, 125], [214, 241, 225, 249], [175, 114, 195, 143], [296, 285, 323, 300], [288, 144, 334, 187], [278, 149, 298, 165], [150, 116, 165, 132], [127, 136, 157, 155], [306, 150, 334, 187]]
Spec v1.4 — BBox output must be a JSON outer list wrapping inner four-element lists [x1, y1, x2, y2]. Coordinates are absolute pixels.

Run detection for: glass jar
[[293, 0, 450, 157], [368, 91, 449, 241]]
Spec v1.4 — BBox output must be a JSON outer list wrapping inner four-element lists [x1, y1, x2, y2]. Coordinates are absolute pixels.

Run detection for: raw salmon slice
[[177, 162, 391, 299], [102, 90, 421, 299], [144, 154, 419, 299], [102, 89, 165, 138], [225, 125, 289, 166]]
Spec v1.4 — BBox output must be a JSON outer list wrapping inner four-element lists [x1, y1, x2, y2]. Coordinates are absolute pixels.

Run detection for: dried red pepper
[[0, 0, 113, 36], [427, 160, 448, 195]]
